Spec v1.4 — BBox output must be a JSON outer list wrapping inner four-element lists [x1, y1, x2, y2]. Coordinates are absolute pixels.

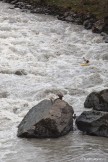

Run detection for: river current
[[0, 1, 108, 162]]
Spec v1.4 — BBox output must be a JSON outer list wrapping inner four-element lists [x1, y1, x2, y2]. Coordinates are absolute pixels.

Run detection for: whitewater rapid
[[0, 1, 108, 162]]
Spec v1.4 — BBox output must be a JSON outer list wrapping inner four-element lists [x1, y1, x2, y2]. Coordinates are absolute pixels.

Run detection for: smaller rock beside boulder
[[84, 89, 108, 112], [76, 89, 108, 137], [17, 99, 74, 138], [76, 110, 108, 137]]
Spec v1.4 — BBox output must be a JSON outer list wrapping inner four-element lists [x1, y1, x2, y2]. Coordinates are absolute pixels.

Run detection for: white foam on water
[[0, 1, 108, 162]]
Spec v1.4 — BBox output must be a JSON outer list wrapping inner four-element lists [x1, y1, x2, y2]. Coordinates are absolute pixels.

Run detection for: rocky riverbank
[[0, 1, 108, 160], [1, 0, 108, 42]]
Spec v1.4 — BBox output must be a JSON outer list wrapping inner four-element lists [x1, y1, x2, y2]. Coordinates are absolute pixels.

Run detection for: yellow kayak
[[80, 63, 90, 66]]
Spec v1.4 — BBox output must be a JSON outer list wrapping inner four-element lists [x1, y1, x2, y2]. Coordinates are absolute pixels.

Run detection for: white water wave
[[0, 1, 108, 162]]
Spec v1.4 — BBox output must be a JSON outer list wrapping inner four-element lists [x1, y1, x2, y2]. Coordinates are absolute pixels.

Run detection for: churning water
[[0, 1, 108, 162]]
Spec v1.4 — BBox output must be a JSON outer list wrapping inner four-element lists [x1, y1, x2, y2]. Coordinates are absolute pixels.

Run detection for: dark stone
[[74, 17, 83, 25], [83, 18, 96, 29], [25, 4, 32, 10], [104, 16, 108, 25], [17, 99, 74, 138], [103, 25, 108, 35], [72, 13, 78, 18], [58, 12, 85, 24], [57, 15, 66, 21], [3, 0, 13, 2], [14, 2, 25, 9], [14, 70, 27, 75], [84, 13, 96, 21], [102, 16, 108, 34], [92, 19, 105, 33], [65, 15, 75, 23], [76, 110, 108, 137], [84, 89, 108, 112], [10, 0, 18, 4], [101, 32, 108, 43]]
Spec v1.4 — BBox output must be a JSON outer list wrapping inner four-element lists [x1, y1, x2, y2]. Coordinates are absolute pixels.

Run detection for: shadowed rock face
[[92, 19, 105, 33], [76, 110, 108, 137], [17, 99, 74, 138], [84, 89, 108, 112], [77, 89, 108, 137]]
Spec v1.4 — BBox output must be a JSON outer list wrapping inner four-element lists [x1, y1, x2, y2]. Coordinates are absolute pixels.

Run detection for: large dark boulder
[[76, 110, 108, 137], [84, 89, 108, 112], [17, 99, 74, 138]]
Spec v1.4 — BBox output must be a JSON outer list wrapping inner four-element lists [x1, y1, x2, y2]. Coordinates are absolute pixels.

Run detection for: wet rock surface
[[92, 17, 108, 41], [92, 19, 105, 33], [14, 70, 27, 75], [76, 89, 108, 137], [83, 17, 96, 30], [84, 89, 108, 112], [76, 110, 108, 137], [17, 99, 74, 138]]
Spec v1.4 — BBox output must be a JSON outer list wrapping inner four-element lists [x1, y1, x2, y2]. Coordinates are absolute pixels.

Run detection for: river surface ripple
[[0, 2, 108, 162]]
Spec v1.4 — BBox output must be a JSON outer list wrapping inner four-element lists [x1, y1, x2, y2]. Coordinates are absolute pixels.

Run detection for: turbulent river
[[0, 1, 108, 162]]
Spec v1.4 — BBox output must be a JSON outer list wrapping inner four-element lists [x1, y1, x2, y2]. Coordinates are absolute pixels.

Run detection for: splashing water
[[0, 2, 108, 162]]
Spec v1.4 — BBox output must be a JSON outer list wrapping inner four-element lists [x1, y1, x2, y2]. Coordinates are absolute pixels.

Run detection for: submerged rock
[[76, 110, 108, 137], [17, 99, 74, 138], [14, 70, 27, 76], [84, 89, 108, 112]]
